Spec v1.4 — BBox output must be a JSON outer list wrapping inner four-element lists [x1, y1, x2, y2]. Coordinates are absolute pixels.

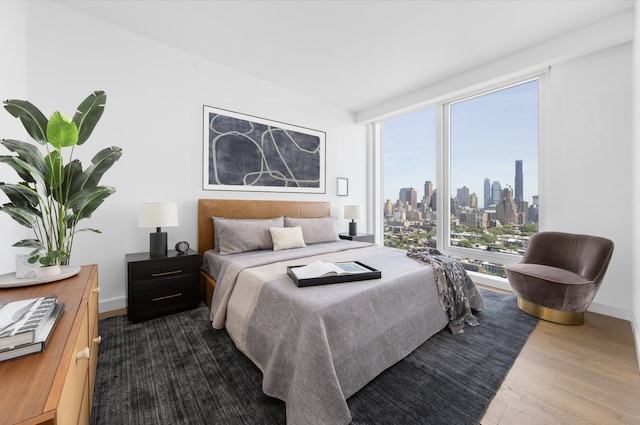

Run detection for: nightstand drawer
[[129, 256, 197, 281], [130, 281, 199, 321]]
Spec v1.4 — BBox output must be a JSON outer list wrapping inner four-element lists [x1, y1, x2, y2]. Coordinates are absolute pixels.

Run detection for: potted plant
[[0, 90, 122, 273]]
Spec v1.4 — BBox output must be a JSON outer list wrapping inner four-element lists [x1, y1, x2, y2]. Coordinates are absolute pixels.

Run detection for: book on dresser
[[0, 295, 57, 350], [0, 301, 64, 362]]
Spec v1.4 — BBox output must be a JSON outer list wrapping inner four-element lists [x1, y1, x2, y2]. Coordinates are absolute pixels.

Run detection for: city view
[[383, 160, 539, 277], [382, 80, 539, 278]]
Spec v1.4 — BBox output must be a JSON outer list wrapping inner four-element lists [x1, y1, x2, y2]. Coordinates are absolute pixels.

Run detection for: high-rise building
[[496, 187, 518, 225], [399, 187, 418, 210], [515, 160, 523, 202], [384, 199, 394, 217], [483, 178, 491, 209], [469, 193, 478, 209], [456, 186, 470, 208], [491, 181, 502, 205], [423, 180, 433, 209], [430, 190, 437, 211]]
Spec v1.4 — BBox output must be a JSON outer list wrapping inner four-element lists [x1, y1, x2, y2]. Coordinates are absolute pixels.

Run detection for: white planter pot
[[36, 264, 61, 279]]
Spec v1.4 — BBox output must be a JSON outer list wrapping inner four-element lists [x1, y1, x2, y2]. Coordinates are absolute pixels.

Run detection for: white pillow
[[269, 226, 306, 251]]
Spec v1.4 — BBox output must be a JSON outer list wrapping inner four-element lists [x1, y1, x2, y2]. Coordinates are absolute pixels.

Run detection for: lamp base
[[349, 221, 357, 236], [150, 232, 168, 257]]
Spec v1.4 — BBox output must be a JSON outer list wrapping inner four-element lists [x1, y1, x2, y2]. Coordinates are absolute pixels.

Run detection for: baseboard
[[587, 301, 632, 321], [99, 296, 126, 315]]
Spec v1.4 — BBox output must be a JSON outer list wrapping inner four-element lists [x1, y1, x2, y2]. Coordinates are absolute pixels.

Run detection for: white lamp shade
[[344, 205, 361, 220], [138, 202, 179, 228]]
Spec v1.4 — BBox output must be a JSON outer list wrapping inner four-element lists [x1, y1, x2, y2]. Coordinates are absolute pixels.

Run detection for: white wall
[[0, 2, 31, 274], [544, 43, 633, 318], [0, 2, 367, 312]]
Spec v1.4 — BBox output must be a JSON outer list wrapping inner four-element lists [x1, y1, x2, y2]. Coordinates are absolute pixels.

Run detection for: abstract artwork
[[202, 106, 326, 193]]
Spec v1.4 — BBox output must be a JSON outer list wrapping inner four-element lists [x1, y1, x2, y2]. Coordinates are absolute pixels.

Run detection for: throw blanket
[[407, 247, 485, 333]]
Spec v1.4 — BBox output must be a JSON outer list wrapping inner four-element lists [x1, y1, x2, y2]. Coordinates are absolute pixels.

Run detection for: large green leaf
[[0, 182, 38, 208], [71, 146, 122, 192], [57, 159, 83, 204], [3, 100, 49, 144], [0, 139, 48, 178], [44, 150, 64, 191], [73, 91, 106, 145], [47, 111, 78, 149], [12, 239, 43, 249], [14, 157, 49, 201], [0, 204, 39, 228], [0, 156, 34, 183], [67, 186, 115, 223]]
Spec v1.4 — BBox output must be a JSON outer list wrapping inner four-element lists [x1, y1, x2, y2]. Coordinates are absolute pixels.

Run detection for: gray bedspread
[[207, 242, 473, 424]]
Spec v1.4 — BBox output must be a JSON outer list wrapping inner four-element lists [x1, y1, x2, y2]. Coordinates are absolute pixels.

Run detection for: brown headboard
[[197, 199, 331, 258]]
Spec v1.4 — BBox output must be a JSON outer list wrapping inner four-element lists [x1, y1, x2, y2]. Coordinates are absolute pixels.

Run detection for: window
[[381, 78, 540, 279], [382, 107, 437, 250]]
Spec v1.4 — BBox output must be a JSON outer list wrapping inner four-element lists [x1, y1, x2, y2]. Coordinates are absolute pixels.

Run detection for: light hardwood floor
[[482, 290, 640, 425]]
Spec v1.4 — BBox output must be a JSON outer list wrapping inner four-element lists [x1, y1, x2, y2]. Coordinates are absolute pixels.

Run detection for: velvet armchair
[[505, 231, 614, 325]]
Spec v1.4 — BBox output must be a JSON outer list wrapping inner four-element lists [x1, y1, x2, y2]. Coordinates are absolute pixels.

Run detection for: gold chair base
[[517, 298, 584, 325]]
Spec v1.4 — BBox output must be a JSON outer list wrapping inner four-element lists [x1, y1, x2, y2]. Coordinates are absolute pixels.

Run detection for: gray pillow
[[284, 216, 338, 244], [213, 216, 284, 255]]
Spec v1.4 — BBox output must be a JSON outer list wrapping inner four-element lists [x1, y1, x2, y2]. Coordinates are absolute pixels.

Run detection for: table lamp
[[344, 205, 361, 236], [138, 202, 179, 257]]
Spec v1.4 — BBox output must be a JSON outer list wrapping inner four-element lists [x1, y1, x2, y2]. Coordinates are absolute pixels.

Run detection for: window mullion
[[436, 103, 448, 252]]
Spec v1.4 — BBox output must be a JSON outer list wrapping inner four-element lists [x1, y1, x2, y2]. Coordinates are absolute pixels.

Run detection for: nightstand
[[339, 232, 375, 243], [126, 249, 200, 322]]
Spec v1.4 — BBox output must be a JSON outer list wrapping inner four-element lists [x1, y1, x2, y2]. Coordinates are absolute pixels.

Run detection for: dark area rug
[[91, 289, 537, 425]]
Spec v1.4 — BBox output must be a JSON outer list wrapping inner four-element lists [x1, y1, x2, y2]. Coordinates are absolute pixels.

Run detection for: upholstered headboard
[[197, 199, 331, 259]]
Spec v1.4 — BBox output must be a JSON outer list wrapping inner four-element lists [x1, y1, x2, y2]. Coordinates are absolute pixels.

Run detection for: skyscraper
[[456, 186, 470, 208], [423, 180, 433, 209], [491, 181, 502, 206], [496, 187, 518, 225], [484, 178, 491, 210], [399, 187, 418, 210], [515, 160, 523, 202]]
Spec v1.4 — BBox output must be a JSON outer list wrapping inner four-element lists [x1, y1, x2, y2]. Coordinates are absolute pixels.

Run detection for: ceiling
[[57, 0, 634, 113]]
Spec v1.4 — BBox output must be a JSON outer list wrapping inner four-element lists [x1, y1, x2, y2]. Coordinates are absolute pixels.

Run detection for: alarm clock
[[175, 241, 190, 254]]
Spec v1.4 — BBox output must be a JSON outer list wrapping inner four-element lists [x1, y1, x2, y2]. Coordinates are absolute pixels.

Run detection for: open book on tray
[[287, 260, 381, 287]]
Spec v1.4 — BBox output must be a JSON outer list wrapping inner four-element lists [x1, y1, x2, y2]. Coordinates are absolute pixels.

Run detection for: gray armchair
[[505, 231, 614, 325]]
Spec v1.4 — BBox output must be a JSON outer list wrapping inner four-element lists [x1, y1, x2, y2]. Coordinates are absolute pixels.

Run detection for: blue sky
[[383, 80, 538, 209]]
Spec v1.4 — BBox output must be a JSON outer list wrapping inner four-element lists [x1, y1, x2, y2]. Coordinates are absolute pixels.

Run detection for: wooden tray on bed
[[287, 261, 381, 287]]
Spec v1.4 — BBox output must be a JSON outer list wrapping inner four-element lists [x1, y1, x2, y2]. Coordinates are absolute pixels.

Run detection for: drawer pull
[[152, 293, 183, 302], [76, 347, 90, 361], [92, 287, 101, 294], [151, 270, 183, 277], [93, 336, 102, 345]]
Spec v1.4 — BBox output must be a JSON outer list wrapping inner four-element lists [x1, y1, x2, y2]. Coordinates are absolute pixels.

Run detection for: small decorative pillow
[[269, 226, 306, 251], [213, 216, 284, 255], [284, 216, 338, 244]]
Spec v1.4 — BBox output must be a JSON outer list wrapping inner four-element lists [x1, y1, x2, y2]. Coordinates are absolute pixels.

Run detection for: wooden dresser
[[0, 265, 100, 425]]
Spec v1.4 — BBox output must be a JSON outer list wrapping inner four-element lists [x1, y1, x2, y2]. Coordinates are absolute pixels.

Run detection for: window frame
[[376, 74, 545, 286]]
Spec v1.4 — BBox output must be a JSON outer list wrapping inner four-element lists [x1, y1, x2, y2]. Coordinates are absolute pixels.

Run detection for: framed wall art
[[202, 106, 326, 193]]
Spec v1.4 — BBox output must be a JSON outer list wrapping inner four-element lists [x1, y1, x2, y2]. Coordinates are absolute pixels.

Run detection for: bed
[[197, 199, 483, 425]]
